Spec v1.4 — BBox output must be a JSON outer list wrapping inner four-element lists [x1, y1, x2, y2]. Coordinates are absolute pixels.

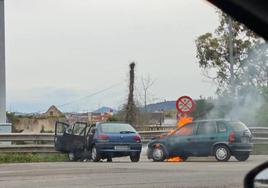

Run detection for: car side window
[[73, 123, 87, 136], [197, 122, 217, 135], [174, 123, 194, 136], [217, 122, 227, 133], [56, 122, 69, 136]]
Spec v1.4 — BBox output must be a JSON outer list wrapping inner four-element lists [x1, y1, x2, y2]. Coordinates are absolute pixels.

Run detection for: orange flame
[[177, 117, 193, 128], [167, 156, 183, 162], [166, 116, 193, 136], [166, 115, 193, 162]]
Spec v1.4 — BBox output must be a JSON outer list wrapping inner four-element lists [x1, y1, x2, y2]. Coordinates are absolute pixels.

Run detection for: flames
[[167, 156, 183, 162], [177, 116, 193, 128], [156, 115, 193, 162], [166, 116, 193, 136], [166, 115, 193, 162]]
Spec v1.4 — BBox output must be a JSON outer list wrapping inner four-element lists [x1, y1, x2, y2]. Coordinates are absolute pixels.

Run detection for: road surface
[[0, 155, 267, 188]]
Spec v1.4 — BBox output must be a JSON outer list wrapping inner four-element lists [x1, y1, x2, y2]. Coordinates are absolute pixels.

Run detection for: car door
[[54, 121, 72, 152], [54, 121, 87, 152], [69, 122, 88, 152], [193, 121, 218, 156], [167, 123, 197, 156]]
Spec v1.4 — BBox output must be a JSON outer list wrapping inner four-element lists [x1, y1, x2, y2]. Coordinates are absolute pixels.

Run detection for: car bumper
[[229, 143, 254, 153], [95, 142, 142, 154]]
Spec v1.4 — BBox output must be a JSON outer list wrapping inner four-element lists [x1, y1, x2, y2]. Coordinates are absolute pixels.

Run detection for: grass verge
[[252, 144, 268, 155], [0, 153, 69, 164]]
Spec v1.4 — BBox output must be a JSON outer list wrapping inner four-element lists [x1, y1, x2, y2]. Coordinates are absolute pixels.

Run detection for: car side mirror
[[244, 161, 268, 188]]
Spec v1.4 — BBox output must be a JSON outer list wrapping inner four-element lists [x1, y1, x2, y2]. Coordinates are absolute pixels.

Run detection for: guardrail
[[0, 127, 267, 153]]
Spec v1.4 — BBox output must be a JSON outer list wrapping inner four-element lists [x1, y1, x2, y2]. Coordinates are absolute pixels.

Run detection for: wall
[[12, 117, 66, 133]]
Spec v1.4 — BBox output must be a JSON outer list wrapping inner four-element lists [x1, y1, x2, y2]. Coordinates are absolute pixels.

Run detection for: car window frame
[[86, 124, 96, 136], [72, 122, 88, 136], [217, 121, 228, 133]]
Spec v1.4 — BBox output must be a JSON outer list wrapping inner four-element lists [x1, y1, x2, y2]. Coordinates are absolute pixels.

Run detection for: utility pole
[[228, 16, 235, 96], [0, 0, 6, 123]]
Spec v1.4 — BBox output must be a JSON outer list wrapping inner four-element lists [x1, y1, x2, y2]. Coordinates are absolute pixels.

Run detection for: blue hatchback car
[[54, 121, 142, 162], [91, 122, 142, 162]]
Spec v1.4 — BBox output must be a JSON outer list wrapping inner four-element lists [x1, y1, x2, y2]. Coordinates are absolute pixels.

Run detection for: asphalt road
[[0, 155, 267, 188]]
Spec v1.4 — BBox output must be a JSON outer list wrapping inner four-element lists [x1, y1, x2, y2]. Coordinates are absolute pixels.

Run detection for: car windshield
[[100, 123, 136, 133], [228, 122, 249, 132], [173, 123, 194, 136]]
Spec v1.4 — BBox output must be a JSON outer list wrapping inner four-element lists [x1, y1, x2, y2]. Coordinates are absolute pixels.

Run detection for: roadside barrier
[[0, 127, 267, 153]]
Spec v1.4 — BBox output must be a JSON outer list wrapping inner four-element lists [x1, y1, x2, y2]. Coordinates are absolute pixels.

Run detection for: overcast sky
[[5, 0, 219, 113]]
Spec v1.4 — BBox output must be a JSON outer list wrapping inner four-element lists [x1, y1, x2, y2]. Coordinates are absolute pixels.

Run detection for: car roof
[[191, 119, 240, 123], [96, 122, 130, 127], [97, 122, 128, 124]]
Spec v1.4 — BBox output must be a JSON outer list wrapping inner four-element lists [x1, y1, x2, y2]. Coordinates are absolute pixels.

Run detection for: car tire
[[91, 146, 101, 162], [130, 153, 140, 162], [107, 156, 113, 162], [214, 145, 231, 162], [68, 152, 79, 161], [151, 146, 166, 162], [181, 156, 188, 161], [234, 152, 250, 161]]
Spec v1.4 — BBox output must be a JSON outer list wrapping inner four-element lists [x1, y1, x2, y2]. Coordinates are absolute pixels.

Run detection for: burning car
[[147, 119, 253, 162], [54, 121, 142, 162]]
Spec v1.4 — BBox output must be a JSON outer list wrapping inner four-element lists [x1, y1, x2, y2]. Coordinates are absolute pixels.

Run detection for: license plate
[[114, 145, 129, 150]]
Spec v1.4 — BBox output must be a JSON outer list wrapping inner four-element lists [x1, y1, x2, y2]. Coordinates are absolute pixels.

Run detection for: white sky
[[5, 0, 219, 112]]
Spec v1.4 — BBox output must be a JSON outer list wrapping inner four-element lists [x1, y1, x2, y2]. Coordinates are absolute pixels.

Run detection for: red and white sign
[[176, 96, 195, 114]]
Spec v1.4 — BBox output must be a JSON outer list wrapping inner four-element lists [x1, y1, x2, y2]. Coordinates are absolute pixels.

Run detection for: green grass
[[252, 144, 268, 155], [0, 153, 69, 164]]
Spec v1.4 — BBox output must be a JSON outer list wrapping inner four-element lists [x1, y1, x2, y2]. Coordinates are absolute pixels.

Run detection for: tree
[[195, 12, 266, 95], [125, 62, 138, 125], [141, 74, 155, 112]]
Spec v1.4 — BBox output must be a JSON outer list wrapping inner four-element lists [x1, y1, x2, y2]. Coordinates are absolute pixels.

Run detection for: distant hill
[[145, 101, 176, 112], [94, 106, 117, 113]]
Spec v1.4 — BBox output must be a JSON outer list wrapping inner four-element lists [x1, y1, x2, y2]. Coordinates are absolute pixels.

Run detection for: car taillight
[[97, 134, 109, 141], [133, 135, 141, 143], [229, 131, 235, 143]]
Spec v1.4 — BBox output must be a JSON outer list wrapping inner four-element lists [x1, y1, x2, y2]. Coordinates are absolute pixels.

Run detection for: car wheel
[[107, 156, 113, 162], [91, 146, 101, 162], [68, 152, 78, 161], [181, 156, 188, 161], [130, 153, 140, 162], [214, 145, 231, 162], [234, 152, 250, 161], [152, 146, 166, 162]]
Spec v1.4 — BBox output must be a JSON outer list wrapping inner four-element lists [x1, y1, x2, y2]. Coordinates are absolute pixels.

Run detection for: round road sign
[[176, 96, 195, 114]]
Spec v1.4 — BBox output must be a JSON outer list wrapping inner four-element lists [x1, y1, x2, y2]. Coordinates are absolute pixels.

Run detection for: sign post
[[176, 96, 195, 127], [176, 96, 195, 114]]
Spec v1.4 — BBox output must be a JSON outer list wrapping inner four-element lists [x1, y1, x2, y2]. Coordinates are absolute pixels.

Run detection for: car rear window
[[229, 122, 249, 132], [100, 123, 136, 133]]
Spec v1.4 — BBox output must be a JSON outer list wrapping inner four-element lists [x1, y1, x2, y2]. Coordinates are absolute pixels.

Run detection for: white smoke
[[205, 43, 268, 126]]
